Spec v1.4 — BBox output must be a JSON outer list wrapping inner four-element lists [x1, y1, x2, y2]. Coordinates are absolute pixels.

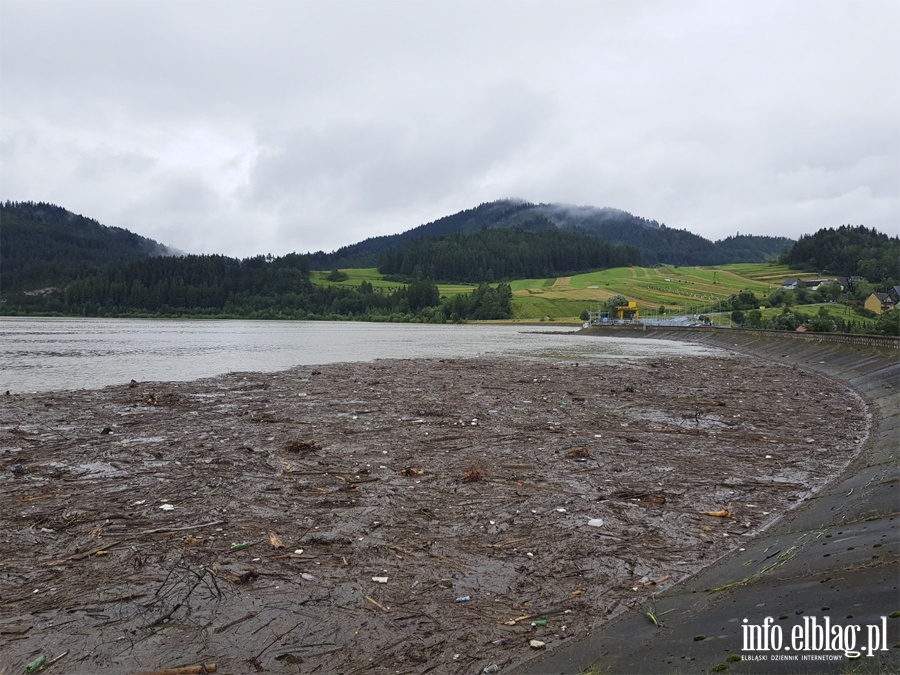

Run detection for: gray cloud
[[1, 0, 897, 257]]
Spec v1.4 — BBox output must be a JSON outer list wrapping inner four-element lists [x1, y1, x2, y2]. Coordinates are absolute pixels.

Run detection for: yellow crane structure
[[615, 301, 640, 321]]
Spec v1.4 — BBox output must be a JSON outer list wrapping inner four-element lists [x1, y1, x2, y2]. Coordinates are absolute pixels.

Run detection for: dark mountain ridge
[[1, 201, 177, 292], [308, 199, 793, 269]]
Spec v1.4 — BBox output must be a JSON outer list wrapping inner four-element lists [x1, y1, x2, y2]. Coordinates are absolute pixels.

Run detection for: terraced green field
[[506, 263, 816, 321], [313, 264, 822, 322]]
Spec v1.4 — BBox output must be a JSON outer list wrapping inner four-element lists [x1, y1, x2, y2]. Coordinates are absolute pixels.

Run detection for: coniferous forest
[[782, 225, 900, 282], [377, 227, 640, 282], [5, 249, 516, 322], [1, 200, 172, 292], [307, 200, 793, 269]]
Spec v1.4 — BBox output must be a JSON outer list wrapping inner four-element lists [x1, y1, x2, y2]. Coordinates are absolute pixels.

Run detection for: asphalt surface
[[516, 327, 899, 675]]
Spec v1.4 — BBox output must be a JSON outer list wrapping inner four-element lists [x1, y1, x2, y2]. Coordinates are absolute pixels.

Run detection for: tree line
[[2, 250, 513, 322], [377, 227, 640, 282], [714, 287, 899, 336], [782, 225, 899, 284]]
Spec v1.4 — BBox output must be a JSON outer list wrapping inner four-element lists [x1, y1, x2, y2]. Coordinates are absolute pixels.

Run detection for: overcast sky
[[1, 0, 897, 258]]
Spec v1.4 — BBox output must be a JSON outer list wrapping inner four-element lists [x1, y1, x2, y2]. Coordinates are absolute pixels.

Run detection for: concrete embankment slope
[[517, 327, 899, 675]]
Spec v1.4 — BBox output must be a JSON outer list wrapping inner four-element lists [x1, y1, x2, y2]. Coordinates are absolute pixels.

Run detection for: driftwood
[[135, 666, 217, 675], [1, 355, 868, 672]]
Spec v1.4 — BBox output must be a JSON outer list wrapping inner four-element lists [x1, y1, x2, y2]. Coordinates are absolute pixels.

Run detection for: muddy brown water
[[0, 354, 868, 673]]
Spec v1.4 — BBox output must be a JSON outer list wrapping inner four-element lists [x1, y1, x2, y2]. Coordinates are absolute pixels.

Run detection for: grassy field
[[310, 268, 406, 290], [312, 264, 829, 323], [310, 268, 477, 296], [772, 302, 878, 330]]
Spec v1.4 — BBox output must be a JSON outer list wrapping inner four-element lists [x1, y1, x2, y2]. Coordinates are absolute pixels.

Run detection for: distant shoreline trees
[[1, 249, 519, 322]]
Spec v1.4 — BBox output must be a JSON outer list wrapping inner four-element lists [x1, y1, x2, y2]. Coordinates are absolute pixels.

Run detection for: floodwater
[[0, 317, 721, 392]]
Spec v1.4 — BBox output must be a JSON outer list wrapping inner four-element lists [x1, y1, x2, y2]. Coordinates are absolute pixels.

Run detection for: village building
[[864, 292, 896, 314]]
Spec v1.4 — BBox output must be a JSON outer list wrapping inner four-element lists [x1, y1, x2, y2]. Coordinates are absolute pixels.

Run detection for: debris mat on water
[[0, 355, 868, 673]]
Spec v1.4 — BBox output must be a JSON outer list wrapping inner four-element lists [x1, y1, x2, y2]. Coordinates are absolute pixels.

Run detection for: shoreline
[[0, 349, 871, 673]]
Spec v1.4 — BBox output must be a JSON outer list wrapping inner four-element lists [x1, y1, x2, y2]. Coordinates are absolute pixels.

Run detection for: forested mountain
[[378, 227, 640, 282], [0, 201, 175, 292], [309, 199, 793, 269], [782, 225, 900, 284]]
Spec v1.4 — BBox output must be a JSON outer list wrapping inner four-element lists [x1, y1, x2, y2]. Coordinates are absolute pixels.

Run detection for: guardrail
[[581, 324, 900, 349]]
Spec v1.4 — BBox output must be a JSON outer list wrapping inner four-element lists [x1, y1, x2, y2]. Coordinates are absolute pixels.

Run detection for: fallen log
[[135, 665, 217, 675]]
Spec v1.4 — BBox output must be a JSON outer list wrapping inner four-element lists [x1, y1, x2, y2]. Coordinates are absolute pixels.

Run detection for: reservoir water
[[0, 317, 720, 392]]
